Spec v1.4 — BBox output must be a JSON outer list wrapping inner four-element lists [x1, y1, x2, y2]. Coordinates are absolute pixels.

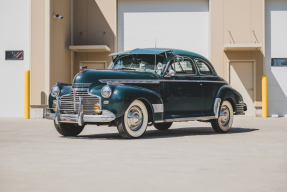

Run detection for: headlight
[[51, 85, 60, 97], [101, 85, 112, 98]]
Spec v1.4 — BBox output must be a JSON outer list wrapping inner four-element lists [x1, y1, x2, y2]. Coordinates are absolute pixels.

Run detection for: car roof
[[109, 48, 208, 61]]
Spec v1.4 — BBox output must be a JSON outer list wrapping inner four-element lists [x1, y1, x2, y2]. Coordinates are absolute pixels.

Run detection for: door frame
[[227, 59, 256, 117], [79, 61, 108, 70]]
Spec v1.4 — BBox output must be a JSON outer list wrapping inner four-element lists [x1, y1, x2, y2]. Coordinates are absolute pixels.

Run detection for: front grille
[[59, 88, 100, 114]]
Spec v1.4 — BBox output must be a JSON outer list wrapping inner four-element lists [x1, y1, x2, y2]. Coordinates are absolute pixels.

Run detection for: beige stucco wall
[[73, 0, 116, 76], [31, 0, 46, 105], [50, 0, 72, 86], [210, 0, 264, 102]]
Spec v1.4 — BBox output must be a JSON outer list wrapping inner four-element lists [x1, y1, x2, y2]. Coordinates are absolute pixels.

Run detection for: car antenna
[[154, 38, 157, 72]]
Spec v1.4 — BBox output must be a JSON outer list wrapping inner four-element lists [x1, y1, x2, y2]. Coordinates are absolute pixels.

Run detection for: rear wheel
[[116, 100, 148, 139], [211, 100, 234, 133], [54, 121, 85, 136], [154, 122, 173, 130]]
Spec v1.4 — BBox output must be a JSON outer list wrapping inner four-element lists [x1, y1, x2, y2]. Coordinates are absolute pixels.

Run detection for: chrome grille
[[59, 88, 100, 114]]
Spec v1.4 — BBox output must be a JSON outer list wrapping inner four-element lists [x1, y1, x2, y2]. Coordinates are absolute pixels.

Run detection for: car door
[[194, 58, 224, 116], [161, 56, 203, 119]]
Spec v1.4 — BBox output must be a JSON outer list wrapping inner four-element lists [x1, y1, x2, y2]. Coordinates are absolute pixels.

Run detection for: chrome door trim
[[99, 79, 160, 84], [99, 79, 226, 84]]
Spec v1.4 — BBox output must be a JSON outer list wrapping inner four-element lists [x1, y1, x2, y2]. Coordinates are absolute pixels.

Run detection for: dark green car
[[45, 48, 247, 139]]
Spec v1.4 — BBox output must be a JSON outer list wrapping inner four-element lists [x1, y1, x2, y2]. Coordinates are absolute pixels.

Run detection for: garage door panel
[[118, 0, 209, 59], [265, 0, 287, 116]]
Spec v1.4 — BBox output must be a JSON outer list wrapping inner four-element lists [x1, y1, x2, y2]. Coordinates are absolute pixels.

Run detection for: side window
[[179, 59, 195, 74], [168, 57, 196, 74], [196, 59, 212, 75]]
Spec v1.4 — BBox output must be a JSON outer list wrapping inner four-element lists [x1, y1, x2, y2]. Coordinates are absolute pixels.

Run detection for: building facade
[[1, 0, 286, 118]]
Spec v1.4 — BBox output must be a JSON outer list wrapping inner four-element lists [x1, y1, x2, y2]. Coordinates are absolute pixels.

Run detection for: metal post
[[262, 75, 267, 118], [24, 69, 30, 119]]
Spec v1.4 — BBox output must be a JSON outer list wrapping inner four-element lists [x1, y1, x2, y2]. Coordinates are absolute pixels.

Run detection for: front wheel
[[116, 100, 148, 139], [211, 100, 234, 133], [54, 121, 85, 136]]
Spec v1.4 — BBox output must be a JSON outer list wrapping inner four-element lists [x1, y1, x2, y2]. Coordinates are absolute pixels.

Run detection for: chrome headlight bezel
[[101, 85, 112, 99], [51, 85, 60, 97]]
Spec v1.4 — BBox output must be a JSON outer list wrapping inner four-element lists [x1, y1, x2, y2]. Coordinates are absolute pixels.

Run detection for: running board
[[154, 116, 217, 123]]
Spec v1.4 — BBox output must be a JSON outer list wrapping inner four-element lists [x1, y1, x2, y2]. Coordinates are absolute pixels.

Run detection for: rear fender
[[216, 85, 243, 112]]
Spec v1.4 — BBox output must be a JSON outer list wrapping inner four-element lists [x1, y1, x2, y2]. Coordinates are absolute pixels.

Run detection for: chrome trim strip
[[54, 96, 60, 125], [214, 98, 221, 118], [159, 80, 225, 83], [155, 116, 217, 123], [78, 96, 83, 126], [99, 79, 160, 84], [99, 79, 226, 84], [152, 104, 164, 113], [72, 83, 92, 88]]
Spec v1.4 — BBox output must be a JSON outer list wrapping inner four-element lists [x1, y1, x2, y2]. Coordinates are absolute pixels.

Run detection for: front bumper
[[44, 96, 115, 126]]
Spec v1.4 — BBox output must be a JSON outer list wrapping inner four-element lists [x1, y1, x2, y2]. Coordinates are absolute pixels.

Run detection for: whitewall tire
[[211, 100, 234, 133], [116, 100, 148, 138]]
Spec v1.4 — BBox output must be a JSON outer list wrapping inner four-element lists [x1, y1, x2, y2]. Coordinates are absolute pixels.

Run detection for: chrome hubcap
[[219, 105, 230, 127], [127, 106, 143, 131]]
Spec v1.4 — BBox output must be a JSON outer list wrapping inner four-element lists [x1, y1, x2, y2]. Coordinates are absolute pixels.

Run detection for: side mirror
[[157, 62, 163, 70], [168, 69, 175, 76]]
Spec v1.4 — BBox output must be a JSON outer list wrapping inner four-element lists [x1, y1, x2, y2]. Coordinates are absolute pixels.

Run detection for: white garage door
[[265, 0, 287, 117], [118, 0, 209, 59]]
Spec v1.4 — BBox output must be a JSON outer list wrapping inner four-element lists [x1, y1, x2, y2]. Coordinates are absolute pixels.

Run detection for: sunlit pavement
[[0, 117, 287, 192]]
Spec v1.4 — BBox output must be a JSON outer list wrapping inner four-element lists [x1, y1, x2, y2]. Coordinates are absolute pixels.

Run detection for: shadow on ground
[[67, 127, 259, 140]]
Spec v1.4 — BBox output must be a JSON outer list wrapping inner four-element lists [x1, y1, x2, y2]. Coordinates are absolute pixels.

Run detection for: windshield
[[111, 54, 165, 71]]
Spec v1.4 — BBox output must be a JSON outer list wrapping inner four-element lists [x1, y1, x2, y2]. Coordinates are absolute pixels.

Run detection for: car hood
[[73, 69, 160, 85]]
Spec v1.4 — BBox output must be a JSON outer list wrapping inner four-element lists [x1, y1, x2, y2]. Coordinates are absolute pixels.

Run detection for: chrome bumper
[[44, 96, 115, 126]]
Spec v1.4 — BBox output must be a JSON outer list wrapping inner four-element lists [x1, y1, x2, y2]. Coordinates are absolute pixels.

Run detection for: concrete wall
[[0, 0, 30, 117], [73, 0, 116, 76], [265, 0, 287, 117], [210, 0, 264, 104]]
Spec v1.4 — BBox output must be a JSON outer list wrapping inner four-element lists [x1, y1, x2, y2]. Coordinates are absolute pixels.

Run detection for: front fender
[[96, 85, 164, 121]]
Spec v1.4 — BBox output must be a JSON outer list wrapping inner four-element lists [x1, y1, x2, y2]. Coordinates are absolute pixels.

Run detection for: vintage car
[[45, 48, 247, 138]]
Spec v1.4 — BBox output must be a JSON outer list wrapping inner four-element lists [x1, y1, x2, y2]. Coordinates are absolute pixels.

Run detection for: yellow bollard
[[24, 69, 30, 119], [262, 75, 267, 118]]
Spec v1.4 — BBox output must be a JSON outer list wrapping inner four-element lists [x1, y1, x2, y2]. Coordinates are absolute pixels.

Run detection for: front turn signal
[[52, 103, 56, 112], [94, 104, 101, 114]]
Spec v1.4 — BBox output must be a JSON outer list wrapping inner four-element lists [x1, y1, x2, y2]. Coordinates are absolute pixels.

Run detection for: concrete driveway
[[0, 117, 286, 192]]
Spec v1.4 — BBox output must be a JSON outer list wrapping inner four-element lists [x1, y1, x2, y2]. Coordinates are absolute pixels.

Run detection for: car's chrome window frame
[[163, 56, 198, 76], [194, 58, 214, 76]]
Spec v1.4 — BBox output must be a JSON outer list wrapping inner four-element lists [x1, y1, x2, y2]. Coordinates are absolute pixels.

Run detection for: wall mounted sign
[[271, 58, 287, 66], [5, 51, 24, 60]]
